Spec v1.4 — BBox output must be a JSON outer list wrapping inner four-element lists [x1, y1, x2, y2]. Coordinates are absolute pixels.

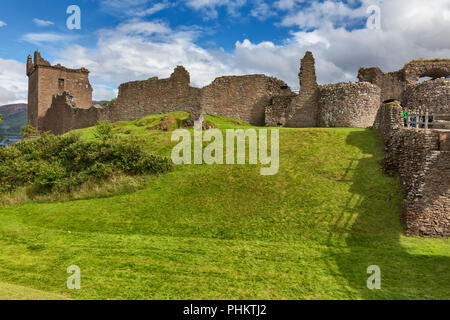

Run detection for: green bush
[[21, 125, 40, 139], [93, 121, 114, 141], [0, 133, 173, 194]]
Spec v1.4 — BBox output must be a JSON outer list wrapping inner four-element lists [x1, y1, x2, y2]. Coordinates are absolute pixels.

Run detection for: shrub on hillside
[[21, 125, 40, 139], [0, 133, 173, 194], [93, 121, 114, 141]]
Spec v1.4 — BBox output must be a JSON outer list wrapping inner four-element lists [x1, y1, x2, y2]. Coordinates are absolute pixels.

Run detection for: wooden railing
[[406, 113, 450, 130]]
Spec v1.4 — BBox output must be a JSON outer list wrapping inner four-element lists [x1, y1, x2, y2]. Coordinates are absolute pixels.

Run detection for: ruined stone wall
[[358, 67, 405, 102], [318, 82, 381, 128], [105, 66, 201, 123], [265, 95, 296, 127], [285, 51, 319, 127], [358, 61, 450, 104], [27, 52, 93, 129], [375, 103, 449, 237], [202, 75, 291, 126], [403, 61, 450, 83], [404, 78, 450, 114], [399, 131, 449, 237], [27, 68, 39, 128], [33, 52, 450, 136], [41, 91, 104, 135]]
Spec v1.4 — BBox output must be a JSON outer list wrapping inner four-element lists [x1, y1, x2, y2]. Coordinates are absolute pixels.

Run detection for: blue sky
[[0, 0, 449, 104]]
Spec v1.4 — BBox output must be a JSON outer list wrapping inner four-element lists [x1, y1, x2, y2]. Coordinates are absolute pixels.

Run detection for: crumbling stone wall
[[265, 95, 296, 127], [267, 51, 382, 129], [285, 51, 320, 127], [41, 91, 104, 135], [358, 60, 450, 103], [265, 51, 321, 128], [31, 51, 450, 137], [404, 78, 450, 114], [374, 103, 449, 237], [358, 68, 405, 102], [27, 51, 92, 129], [318, 82, 381, 128], [202, 75, 291, 126], [403, 61, 450, 83], [105, 66, 201, 123]]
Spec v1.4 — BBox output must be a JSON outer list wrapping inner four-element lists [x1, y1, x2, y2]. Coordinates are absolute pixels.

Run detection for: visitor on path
[[403, 107, 409, 127], [426, 107, 434, 129], [410, 108, 417, 128], [418, 106, 425, 128]]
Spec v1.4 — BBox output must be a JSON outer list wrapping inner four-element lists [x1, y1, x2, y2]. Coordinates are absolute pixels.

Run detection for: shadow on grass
[[333, 130, 449, 299]]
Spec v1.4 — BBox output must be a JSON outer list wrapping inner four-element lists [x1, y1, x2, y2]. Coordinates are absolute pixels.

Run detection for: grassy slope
[[0, 112, 448, 300], [0, 281, 68, 300]]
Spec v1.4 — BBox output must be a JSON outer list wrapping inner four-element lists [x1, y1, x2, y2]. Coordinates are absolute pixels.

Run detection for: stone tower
[[285, 51, 320, 127], [26, 51, 93, 129]]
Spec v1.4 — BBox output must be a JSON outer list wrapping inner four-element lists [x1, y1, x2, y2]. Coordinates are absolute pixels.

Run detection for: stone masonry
[[265, 51, 382, 128], [28, 51, 450, 135], [318, 82, 381, 128], [42, 91, 104, 135], [27, 51, 450, 238], [202, 75, 292, 126], [374, 103, 449, 237], [285, 51, 320, 128], [404, 78, 450, 114], [358, 60, 450, 103], [27, 52, 92, 129], [104, 66, 202, 123]]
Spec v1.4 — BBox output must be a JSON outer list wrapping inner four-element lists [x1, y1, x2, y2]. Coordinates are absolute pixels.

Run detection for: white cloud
[[274, 0, 298, 11], [54, 21, 238, 91], [0, 21, 6, 27], [4, 0, 449, 106], [279, 0, 367, 29], [184, 0, 247, 19], [0, 59, 27, 105], [114, 20, 171, 35], [46, 0, 450, 99], [21, 33, 76, 45], [250, 0, 276, 21], [233, 0, 450, 88], [92, 86, 119, 102], [33, 18, 55, 27], [131, 2, 171, 16], [100, 0, 171, 17]]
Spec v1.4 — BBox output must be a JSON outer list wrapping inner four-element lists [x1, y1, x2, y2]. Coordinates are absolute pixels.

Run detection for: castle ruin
[[25, 51, 449, 237], [27, 51, 450, 134], [27, 52, 93, 129]]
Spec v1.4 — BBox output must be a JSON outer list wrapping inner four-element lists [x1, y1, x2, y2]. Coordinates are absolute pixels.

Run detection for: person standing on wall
[[410, 108, 417, 128], [417, 106, 425, 128], [426, 107, 434, 129], [403, 107, 409, 127]]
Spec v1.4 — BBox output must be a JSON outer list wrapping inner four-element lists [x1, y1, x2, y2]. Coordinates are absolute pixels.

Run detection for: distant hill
[[0, 104, 27, 137], [0, 101, 108, 137], [93, 100, 107, 106]]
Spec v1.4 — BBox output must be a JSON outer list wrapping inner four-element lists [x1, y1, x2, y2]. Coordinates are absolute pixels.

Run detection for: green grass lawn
[[0, 112, 448, 300]]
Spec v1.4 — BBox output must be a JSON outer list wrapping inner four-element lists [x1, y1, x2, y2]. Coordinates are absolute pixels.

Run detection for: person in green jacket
[[402, 107, 409, 127]]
